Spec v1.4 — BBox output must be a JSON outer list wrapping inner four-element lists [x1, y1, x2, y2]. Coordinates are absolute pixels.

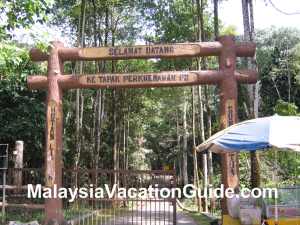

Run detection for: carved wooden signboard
[[86, 45, 179, 58], [78, 43, 206, 60], [77, 72, 210, 88], [79, 72, 188, 84]]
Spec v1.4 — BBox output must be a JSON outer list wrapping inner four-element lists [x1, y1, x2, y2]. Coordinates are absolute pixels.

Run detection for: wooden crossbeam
[[30, 41, 255, 61], [27, 70, 257, 90]]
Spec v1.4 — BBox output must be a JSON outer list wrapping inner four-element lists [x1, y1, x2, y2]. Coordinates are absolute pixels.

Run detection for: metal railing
[[63, 169, 177, 225], [0, 168, 177, 225]]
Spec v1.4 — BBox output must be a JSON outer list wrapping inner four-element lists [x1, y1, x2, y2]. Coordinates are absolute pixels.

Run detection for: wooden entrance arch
[[28, 35, 257, 224]]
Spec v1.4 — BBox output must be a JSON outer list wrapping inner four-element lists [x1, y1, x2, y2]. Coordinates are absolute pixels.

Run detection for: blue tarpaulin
[[197, 115, 300, 153]]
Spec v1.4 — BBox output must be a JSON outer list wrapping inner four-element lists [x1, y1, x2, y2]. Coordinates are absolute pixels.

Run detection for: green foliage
[[292, 43, 300, 82], [36, 41, 50, 53], [0, 210, 44, 223], [260, 150, 300, 186], [0, 0, 52, 40], [220, 25, 238, 36], [0, 41, 46, 167], [257, 27, 300, 115], [248, 35, 300, 186], [0, 42, 28, 78], [274, 100, 299, 116]]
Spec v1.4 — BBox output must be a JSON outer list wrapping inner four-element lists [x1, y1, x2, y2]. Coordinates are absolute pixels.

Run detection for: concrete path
[[107, 210, 198, 225], [103, 201, 198, 225], [176, 212, 198, 225]]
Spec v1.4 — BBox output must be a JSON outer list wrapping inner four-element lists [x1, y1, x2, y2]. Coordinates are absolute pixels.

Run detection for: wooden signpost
[[28, 36, 257, 224]]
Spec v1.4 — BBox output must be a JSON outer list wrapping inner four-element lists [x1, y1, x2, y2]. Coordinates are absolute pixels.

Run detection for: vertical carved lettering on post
[[229, 153, 236, 176], [46, 100, 57, 187], [225, 99, 237, 177], [225, 99, 235, 127]]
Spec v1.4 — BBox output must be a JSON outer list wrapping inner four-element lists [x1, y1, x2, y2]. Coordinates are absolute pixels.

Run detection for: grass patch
[[177, 198, 220, 225], [0, 210, 44, 223], [65, 207, 130, 225], [185, 211, 217, 225], [0, 206, 129, 224]]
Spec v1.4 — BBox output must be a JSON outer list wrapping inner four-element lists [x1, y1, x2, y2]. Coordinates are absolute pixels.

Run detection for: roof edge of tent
[[195, 114, 300, 153]]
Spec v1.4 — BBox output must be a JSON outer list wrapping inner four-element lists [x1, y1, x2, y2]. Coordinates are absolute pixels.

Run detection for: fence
[[0, 168, 177, 225]]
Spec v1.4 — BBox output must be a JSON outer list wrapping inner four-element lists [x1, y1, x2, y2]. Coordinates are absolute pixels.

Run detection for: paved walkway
[[107, 211, 198, 225], [176, 212, 198, 225], [103, 201, 198, 225]]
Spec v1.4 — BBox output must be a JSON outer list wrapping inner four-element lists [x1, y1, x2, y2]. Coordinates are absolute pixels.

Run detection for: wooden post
[[218, 36, 240, 217], [44, 41, 64, 224], [13, 140, 24, 188]]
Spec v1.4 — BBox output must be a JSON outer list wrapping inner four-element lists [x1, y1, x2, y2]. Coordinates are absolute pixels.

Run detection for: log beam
[[27, 70, 257, 90], [30, 41, 255, 61]]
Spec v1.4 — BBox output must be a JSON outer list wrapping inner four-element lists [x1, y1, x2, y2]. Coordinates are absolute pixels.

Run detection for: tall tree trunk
[[213, 0, 219, 39], [123, 113, 128, 207], [182, 91, 189, 186], [112, 74, 118, 175], [123, 114, 126, 170], [192, 87, 201, 211], [191, 4, 200, 201], [249, 0, 254, 41], [94, 5, 109, 169], [242, 0, 251, 40], [196, 0, 208, 212], [176, 111, 183, 185], [91, 0, 103, 177], [205, 86, 214, 212], [75, 0, 86, 171], [126, 115, 129, 170], [242, 0, 261, 188], [211, 8, 219, 201], [198, 85, 208, 213], [110, 7, 120, 203]]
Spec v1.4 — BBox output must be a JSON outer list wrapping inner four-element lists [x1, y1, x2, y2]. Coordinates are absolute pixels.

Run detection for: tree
[[241, 0, 261, 189], [0, 42, 46, 167], [0, 0, 51, 40], [257, 28, 300, 115], [195, 0, 209, 212], [213, 0, 219, 39], [254, 27, 300, 186], [0, 0, 51, 168]]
